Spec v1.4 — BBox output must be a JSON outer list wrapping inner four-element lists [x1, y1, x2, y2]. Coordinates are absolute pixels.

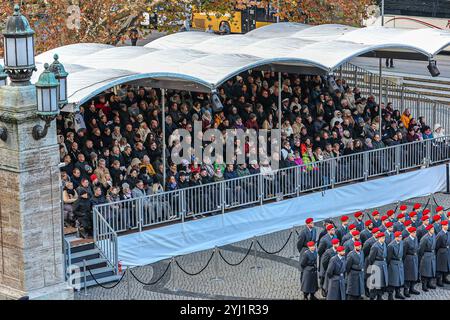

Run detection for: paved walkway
[[76, 192, 450, 300]]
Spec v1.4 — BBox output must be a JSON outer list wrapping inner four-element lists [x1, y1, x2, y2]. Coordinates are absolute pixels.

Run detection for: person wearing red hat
[[344, 230, 360, 254], [341, 224, 356, 244], [368, 231, 388, 300], [436, 206, 444, 215], [384, 221, 394, 245], [354, 211, 364, 232], [345, 241, 364, 300], [300, 241, 318, 300], [336, 215, 350, 242], [402, 220, 413, 239], [433, 214, 443, 234], [362, 227, 380, 297], [360, 220, 373, 245], [371, 210, 382, 228], [417, 216, 430, 242], [325, 246, 346, 300], [386, 209, 395, 218], [320, 238, 340, 297], [413, 203, 421, 211], [403, 226, 420, 297], [409, 211, 420, 228], [399, 204, 408, 214], [297, 218, 317, 259], [419, 224, 437, 291], [435, 220, 450, 287], [387, 231, 405, 300], [380, 215, 389, 233], [394, 213, 406, 233], [318, 223, 337, 295], [423, 209, 431, 217]]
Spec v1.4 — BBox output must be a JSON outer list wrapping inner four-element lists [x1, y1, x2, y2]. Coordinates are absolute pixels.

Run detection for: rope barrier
[[256, 232, 292, 255], [423, 196, 431, 210], [218, 241, 254, 266], [175, 251, 215, 276], [87, 268, 127, 290], [432, 194, 450, 211], [129, 260, 172, 286]]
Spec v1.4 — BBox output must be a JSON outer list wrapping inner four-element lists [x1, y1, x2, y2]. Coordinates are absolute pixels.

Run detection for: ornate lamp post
[[48, 54, 68, 106], [2, 4, 36, 85]]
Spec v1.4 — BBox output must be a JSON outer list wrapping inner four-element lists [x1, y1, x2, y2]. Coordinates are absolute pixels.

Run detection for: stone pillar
[[0, 85, 72, 300]]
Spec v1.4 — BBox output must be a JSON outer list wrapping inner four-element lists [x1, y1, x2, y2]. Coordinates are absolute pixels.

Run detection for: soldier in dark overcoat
[[326, 246, 346, 300], [368, 232, 389, 300], [419, 225, 437, 291], [320, 238, 339, 297], [354, 211, 364, 232], [336, 215, 350, 242], [435, 220, 450, 286], [387, 231, 405, 300], [360, 220, 373, 244], [402, 226, 420, 297], [345, 241, 364, 300], [297, 218, 317, 262], [341, 224, 356, 245], [300, 241, 319, 300], [416, 215, 430, 242]]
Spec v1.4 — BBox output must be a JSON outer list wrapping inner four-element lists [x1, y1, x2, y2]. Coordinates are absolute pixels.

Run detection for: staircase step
[[68, 266, 116, 284], [70, 242, 96, 254], [70, 249, 101, 264], [83, 275, 123, 288], [72, 258, 108, 270]]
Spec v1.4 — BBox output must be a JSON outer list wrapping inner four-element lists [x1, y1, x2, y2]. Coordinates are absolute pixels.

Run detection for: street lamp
[[2, 4, 36, 85], [32, 63, 60, 140], [0, 64, 7, 86], [48, 54, 68, 107]]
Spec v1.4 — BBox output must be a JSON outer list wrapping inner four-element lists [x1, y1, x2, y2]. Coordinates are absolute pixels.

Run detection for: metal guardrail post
[[137, 198, 143, 232], [395, 145, 401, 175], [180, 190, 186, 224], [250, 236, 262, 270], [444, 163, 450, 195], [258, 174, 264, 205], [353, 65, 357, 87], [401, 87, 404, 109], [126, 266, 131, 300], [290, 226, 298, 259], [113, 234, 119, 274], [433, 103, 437, 130], [220, 182, 226, 214], [363, 152, 369, 181], [331, 159, 336, 189], [425, 139, 432, 167], [295, 166, 301, 197], [211, 247, 223, 282], [369, 73, 373, 95]]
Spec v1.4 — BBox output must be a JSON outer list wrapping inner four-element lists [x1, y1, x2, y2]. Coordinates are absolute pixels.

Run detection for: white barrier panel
[[118, 164, 447, 267]]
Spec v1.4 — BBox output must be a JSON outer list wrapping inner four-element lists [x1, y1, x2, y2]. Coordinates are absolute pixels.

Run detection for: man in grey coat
[[326, 246, 346, 300], [402, 226, 420, 297], [344, 230, 360, 254], [297, 218, 317, 260], [300, 241, 319, 300], [363, 228, 379, 297], [384, 221, 395, 245], [387, 231, 405, 300], [435, 220, 450, 286], [360, 220, 373, 244], [368, 232, 389, 300], [416, 215, 430, 242], [318, 224, 336, 293], [320, 238, 340, 297], [419, 225, 437, 291], [345, 241, 364, 300]]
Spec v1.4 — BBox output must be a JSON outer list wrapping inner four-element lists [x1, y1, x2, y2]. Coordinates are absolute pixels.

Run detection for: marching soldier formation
[[297, 204, 450, 300]]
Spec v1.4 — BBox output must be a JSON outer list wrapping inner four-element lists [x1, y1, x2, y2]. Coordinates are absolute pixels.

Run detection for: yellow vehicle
[[192, 4, 278, 34]]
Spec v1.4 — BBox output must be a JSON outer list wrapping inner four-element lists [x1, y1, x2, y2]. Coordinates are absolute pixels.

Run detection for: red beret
[[341, 215, 349, 222], [436, 206, 444, 212], [372, 227, 380, 234], [385, 221, 393, 228], [447, 212, 450, 217], [397, 213, 405, 219], [381, 215, 388, 221], [354, 211, 363, 218], [349, 224, 356, 230], [365, 220, 373, 227], [336, 246, 345, 252], [441, 220, 449, 226], [394, 231, 402, 238], [426, 225, 434, 231], [404, 220, 412, 226], [421, 215, 430, 221], [409, 211, 417, 217], [331, 238, 340, 245], [423, 209, 431, 215], [433, 215, 441, 222], [326, 224, 335, 231], [307, 241, 315, 247], [305, 217, 314, 224], [400, 205, 407, 211], [90, 174, 98, 182], [387, 209, 395, 217], [413, 203, 421, 210], [376, 232, 385, 238], [354, 241, 362, 247], [351, 230, 360, 236], [408, 227, 416, 233], [372, 210, 380, 217]]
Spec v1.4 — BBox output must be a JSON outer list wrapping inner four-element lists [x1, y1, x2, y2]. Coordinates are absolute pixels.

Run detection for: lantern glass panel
[[27, 36, 34, 65], [16, 37, 29, 66], [50, 87, 58, 112], [5, 38, 16, 67], [59, 78, 67, 101]]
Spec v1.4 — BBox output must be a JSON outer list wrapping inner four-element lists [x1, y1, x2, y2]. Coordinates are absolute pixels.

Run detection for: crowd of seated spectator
[[57, 70, 446, 236]]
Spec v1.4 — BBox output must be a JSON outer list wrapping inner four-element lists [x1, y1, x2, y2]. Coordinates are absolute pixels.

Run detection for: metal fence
[[334, 63, 450, 134], [93, 209, 119, 273]]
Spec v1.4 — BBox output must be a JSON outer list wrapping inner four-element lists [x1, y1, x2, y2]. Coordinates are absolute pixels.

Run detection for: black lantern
[[48, 54, 68, 107], [32, 63, 60, 140], [2, 4, 36, 84]]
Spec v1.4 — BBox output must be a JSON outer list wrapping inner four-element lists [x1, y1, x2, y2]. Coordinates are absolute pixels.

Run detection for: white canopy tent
[[17, 22, 450, 110]]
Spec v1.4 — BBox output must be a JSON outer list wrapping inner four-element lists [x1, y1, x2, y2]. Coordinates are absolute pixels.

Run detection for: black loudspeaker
[[327, 76, 339, 92], [211, 92, 224, 112], [427, 60, 440, 77]]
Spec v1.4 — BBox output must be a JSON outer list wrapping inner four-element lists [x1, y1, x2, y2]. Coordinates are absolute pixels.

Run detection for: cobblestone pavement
[[76, 192, 450, 300]]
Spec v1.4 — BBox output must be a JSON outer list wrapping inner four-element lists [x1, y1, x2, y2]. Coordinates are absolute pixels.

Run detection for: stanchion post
[[444, 163, 450, 194], [126, 266, 131, 300], [290, 226, 298, 259], [250, 236, 262, 270], [83, 259, 89, 296], [211, 247, 224, 282], [170, 257, 179, 292]]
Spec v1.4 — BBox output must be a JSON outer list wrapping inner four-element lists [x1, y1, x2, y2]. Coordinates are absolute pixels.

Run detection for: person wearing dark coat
[[384, 222, 395, 245], [368, 232, 389, 300], [341, 224, 356, 244], [417, 215, 430, 242], [402, 227, 420, 297], [345, 241, 365, 300], [318, 225, 336, 295], [435, 220, 450, 287], [300, 241, 319, 300], [393, 213, 406, 233], [419, 225, 437, 291], [72, 190, 93, 237], [336, 215, 350, 242], [360, 220, 373, 245], [371, 210, 382, 228], [387, 231, 405, 300], [320, 238, 339, 297], [363, 228, 379, 297], [297, 218, 317, 260], [326, 246, 347, 300], [354, 211, 365, 232], [433, 215, 442, 234], [343, 230, 360, 254]]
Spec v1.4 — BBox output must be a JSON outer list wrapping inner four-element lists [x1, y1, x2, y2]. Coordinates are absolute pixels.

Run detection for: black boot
[[388, 292, 394, 300], [403, 287, 411, 298], [376, 292, 384, 300], [310, 293, 318, 300], [428, 278, 436, 289], [437, 275, 444, 287], [410, 283, 420, 295], [444, 274, 450, 284], [395, 288, 405, 299], [422, 280, 429, 292]]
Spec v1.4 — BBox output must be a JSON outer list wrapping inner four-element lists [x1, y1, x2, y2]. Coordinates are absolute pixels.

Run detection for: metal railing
[[335, 63, 450, 133], [63, 237, 72, 281], [93, 207, 119, 274]]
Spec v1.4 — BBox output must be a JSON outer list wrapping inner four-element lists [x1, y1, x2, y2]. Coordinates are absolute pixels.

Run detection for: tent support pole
[[162, 88, 166, 190], [278, 72, 282, 132], [379, 58, 383, 139]]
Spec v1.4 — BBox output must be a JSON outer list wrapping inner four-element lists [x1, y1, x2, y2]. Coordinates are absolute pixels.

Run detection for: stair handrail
[[93, 207, 119, 274], [63, 237, 72, 281]]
